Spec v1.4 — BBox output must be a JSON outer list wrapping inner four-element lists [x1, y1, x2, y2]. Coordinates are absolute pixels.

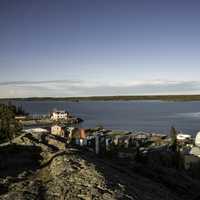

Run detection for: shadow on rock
[[75, 149, 200, 200], [0, 144, 43, 178], [23, 133, 60, 152]]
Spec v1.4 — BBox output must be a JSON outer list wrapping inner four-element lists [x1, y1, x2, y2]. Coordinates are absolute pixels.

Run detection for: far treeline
[[3, 95, 200, 102]]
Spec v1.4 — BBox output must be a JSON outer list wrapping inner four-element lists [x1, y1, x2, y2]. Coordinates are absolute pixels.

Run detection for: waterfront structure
[[15, 116, 27, 121], [177, 133, 191, 141], [51, 110, 69, 121], [51, 125, 65, 137], [24, 128, 48, 134], [195, 131, 200, 147]]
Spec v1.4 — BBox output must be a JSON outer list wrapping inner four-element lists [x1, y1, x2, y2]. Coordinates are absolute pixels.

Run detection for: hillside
[[0, 132, 200, 200]]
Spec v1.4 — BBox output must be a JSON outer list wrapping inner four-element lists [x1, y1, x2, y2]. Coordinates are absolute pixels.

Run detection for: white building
[[195, 131, 200, 147], [51, 110, 69, 121], [51, 125, 65, 137], [24, 128, 48, 134], [176, 133, 191, 141]]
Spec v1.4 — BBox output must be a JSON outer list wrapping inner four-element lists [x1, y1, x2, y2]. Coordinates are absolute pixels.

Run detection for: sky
[[0, 0, 200, 98]]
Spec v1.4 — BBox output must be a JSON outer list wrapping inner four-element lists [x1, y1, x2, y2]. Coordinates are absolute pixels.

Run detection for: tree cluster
[[0, 103, 22, 143]]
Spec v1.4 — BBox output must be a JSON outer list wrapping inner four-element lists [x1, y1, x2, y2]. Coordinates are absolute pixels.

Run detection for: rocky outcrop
[[0, 132, 200, 200]]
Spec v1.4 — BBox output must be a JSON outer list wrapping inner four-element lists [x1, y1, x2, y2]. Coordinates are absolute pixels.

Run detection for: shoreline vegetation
[[2, 94, 200, 102]]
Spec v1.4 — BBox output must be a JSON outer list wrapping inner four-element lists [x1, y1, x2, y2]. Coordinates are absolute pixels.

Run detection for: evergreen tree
[[0, 104, 22, 143]]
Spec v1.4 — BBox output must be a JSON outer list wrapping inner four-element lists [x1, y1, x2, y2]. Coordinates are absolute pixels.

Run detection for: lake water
[[9, 100, 200, 136]]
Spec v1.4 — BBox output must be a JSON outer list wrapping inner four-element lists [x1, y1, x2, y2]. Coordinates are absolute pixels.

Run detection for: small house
[[51, 125, 65, 137], [24, 128, 49, 134]]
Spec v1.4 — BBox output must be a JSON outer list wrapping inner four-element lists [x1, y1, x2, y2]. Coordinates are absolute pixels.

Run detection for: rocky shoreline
[[19, 117, 83, 127]]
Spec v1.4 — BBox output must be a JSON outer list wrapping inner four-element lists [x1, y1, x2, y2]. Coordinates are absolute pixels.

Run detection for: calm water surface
[[10, 100, 200, 136]]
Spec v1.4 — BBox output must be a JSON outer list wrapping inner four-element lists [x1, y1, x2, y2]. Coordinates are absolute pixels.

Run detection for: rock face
[[0, 132, 200, 200]]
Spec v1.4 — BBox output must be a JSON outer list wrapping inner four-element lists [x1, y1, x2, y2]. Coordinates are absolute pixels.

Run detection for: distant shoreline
[[2, 95, 200, 102]]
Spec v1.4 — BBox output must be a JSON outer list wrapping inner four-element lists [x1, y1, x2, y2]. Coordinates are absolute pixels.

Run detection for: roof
[[51, 125, 66, 128], [53, 110, 68, 114], [24, 128, 49, 133]]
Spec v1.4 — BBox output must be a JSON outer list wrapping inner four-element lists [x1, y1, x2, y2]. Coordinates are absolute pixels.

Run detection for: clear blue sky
[[0, 0, 200, 97]]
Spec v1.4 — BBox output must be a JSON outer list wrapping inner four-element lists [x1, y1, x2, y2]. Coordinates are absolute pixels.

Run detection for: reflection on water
[[174, 112, 200, 119]]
